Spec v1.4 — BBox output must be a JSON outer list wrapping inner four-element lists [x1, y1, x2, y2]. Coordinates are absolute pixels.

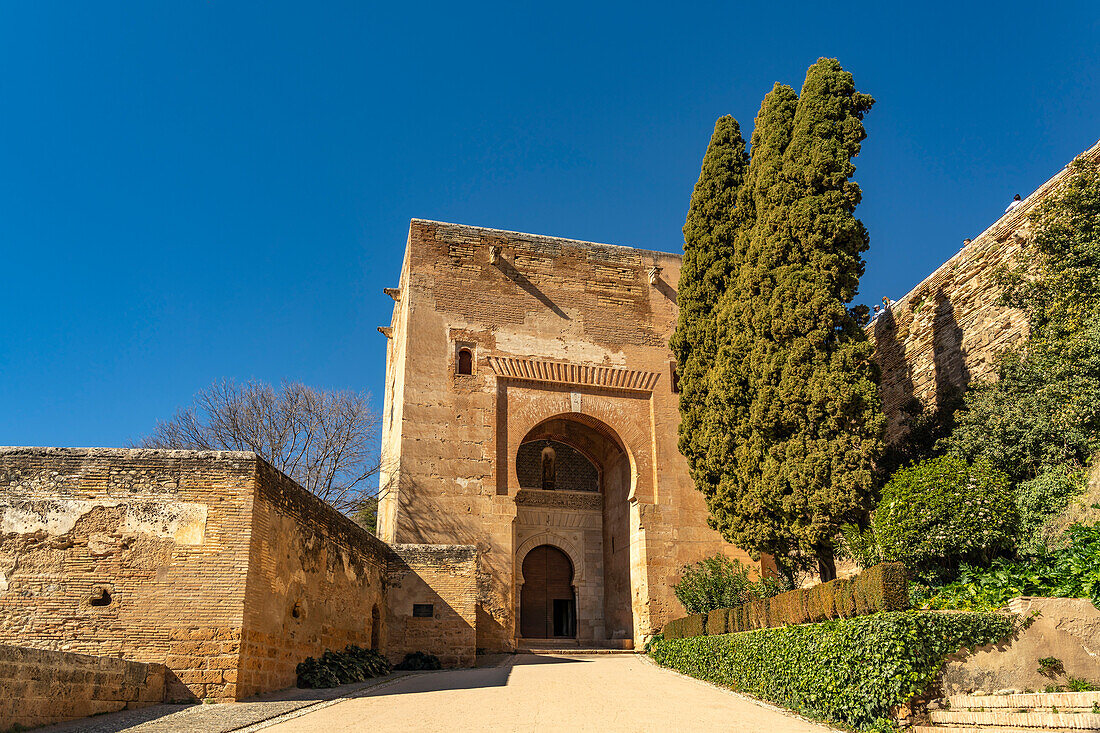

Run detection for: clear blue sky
[[2, 2, 1098, 449]]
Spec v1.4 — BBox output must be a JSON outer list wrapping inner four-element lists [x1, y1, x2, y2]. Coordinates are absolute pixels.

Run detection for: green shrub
[[922, 520, 1100, 611], [296, 645, 392, 688], [672, 555, 756, 613], [1017, 466, 1087, 553], [649, 611, 1016, 731], [394, 651, 442, 671], [874, 456, 1016, 575], [672, 555, 793, 616], [839, 522, 883, 570]]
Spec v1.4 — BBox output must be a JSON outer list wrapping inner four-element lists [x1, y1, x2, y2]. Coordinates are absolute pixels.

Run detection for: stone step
[[945, 692, 1100, 711], [928, 710, 1100, 729], [517, 648, 637, 655], [517, 638, 581, 647], [915, 721, 1095, 726]]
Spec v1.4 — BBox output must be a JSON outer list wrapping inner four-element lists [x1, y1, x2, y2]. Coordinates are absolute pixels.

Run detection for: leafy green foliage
[[947, 159, 1100, 484], [874, 456, 1016, 576], [672, 555, 789, 613], [670, 116, 749, 495], [1066, 677, 1100, 692], [1016, 466, 1087, 554], [1038, 656, 1065, 676], [296, 645, 392, 688], [394, 651, 442, 671], [704, 59, 883, 580], [839, 522, 883, 569], [649, 611, 1016, 731], [918, 521, 1100, 610]]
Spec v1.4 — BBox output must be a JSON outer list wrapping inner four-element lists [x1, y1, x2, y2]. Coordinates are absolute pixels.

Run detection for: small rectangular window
[[412, 603, 434, 618], [670, 362, 680, 393]]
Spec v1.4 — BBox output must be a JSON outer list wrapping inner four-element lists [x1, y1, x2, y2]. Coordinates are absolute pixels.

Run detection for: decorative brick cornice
[[514, 488, 602, 511], [487, 356, 660, 393]]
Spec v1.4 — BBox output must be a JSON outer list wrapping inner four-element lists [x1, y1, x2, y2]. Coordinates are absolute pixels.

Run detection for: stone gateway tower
[[377, 219, 752, 652]]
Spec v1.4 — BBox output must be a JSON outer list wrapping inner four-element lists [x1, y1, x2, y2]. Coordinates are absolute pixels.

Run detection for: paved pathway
[[262, 654, 835, 733]]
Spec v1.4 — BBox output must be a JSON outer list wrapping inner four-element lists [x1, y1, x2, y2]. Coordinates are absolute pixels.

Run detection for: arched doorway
[[514, 413, 635, 644], [520, 545, 576, 638]]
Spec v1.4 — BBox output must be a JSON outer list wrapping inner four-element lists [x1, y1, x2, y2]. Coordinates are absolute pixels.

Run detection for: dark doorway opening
[[553, 598, 576, 638], [520, 545, 576, 639]]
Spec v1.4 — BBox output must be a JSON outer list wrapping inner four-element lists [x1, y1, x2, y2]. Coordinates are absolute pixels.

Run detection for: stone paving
[[35, 654, 835, 732], [262, 653, 836, 732]]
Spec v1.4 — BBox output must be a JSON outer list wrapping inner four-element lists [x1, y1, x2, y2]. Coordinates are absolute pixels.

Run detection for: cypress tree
[[670, 116, 749, 490], [706, 60, 883, 581], [700, 85, 800, 553]]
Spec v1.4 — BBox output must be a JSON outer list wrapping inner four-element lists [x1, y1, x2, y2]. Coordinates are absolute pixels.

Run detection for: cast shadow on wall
[[493, 258, 570, 320]]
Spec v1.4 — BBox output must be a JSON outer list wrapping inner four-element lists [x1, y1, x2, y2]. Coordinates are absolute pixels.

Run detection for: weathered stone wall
[[941, 596, 1100, 695], [237, 461, 390, 698], [871, 139, 1100, 441], [0, 447, 457, 706], [0, 447, 253, 702], [386, 544, 477, 667], [0, 644, 165, 730], [378, 220, 755, 651]]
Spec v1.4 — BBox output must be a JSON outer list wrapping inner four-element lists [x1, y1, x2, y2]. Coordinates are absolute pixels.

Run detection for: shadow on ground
[[362, 653, 589, 698], [30, 655, 582, 732]]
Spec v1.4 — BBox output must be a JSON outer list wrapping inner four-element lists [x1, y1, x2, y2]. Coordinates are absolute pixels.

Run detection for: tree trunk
[[817, 552, 837, 583]]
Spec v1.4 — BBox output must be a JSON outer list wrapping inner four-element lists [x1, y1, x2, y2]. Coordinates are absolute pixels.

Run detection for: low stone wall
[[0, 644, 164, 730], [940, 596, 1100, 695], [387, 544, 478, 667]]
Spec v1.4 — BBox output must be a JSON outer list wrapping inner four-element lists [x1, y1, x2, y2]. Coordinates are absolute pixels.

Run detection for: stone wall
[[941, 596, 1100, 695], [236, 460, 390, 698], [871, 139, 1100, 441], [0, 447, 253, 702], [0, 447, 471, 707], [0, 644, 165, 730], [386, 544, 477, 667]]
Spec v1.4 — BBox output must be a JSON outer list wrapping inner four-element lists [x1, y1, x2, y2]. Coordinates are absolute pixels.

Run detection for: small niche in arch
[[456, 343, 474, 375]]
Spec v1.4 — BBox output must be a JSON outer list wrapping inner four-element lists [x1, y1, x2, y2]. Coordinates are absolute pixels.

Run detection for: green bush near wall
[[649, 611, 1016, 731]]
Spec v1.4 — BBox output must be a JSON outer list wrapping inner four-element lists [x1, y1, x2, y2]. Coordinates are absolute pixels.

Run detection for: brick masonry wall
[[0, 643, 164, 730], [0, 447, 254, 703], [237, 461, 390, 697], [870, 139, 1100, 442], [386, 544, 477, 667]]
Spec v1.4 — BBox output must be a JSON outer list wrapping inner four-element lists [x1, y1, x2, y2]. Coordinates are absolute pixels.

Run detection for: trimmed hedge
[[664, 562, 908, 638], [706, 608, 727, 635], [649, 611, 1016, 731], [664, 612, 706, 640]]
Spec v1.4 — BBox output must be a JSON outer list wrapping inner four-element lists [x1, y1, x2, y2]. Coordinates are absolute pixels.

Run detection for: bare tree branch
[[136, 379, 385, 519]]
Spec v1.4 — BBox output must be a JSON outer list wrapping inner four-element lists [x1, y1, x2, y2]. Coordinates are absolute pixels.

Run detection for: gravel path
[[260, 653, 836, 733]]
